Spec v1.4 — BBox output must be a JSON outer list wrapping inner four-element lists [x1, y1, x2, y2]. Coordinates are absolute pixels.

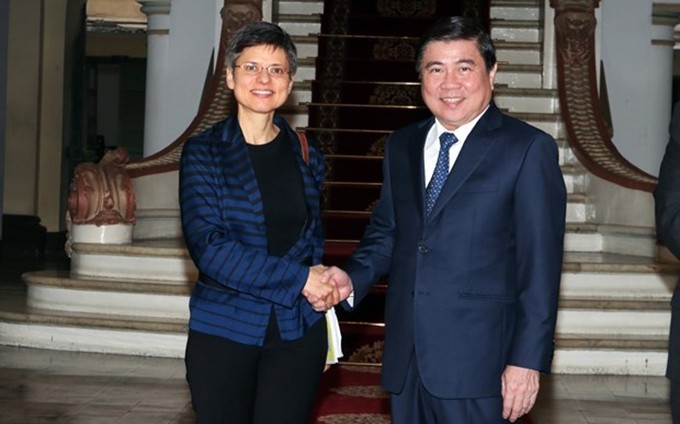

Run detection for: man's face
[[419, 39, 497, 131]]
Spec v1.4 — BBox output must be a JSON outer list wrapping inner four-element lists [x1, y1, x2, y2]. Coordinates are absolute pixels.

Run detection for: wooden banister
[[551, 0, 657, 192]]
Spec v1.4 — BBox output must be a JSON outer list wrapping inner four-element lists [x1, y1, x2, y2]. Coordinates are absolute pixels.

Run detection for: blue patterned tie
[[425, 132, 457, 216]]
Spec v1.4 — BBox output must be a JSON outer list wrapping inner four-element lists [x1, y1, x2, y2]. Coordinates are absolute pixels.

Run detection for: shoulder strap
[[297, 130, 309, 165]]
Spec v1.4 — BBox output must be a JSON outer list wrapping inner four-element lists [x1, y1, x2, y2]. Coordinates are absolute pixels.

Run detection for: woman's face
[[226, 44, 294, 116]]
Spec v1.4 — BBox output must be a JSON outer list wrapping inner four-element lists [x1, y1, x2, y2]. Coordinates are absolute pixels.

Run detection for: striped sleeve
[[179, 135, 308, 308]]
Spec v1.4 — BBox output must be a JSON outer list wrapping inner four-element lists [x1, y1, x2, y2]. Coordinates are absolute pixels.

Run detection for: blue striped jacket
[[179, 115, 326, 346]]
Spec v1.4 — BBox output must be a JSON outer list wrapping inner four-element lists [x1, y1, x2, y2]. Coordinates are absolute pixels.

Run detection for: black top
[[247, 131, 307, 257]]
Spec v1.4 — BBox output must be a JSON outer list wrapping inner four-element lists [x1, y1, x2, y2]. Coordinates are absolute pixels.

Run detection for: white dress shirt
[[423, 105, 490, 187]]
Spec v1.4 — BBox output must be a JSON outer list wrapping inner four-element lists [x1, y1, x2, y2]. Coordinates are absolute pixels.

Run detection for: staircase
[[0, 0, 679, 377]]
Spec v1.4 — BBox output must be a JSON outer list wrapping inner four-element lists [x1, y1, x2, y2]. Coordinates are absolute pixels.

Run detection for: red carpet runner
[[311, 363, 535, 423], [311, 363, 390, 423]]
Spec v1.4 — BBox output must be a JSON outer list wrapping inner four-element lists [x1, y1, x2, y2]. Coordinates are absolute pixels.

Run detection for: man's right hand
[[302, 264, 339, 311], [323, 266, 353, 302]]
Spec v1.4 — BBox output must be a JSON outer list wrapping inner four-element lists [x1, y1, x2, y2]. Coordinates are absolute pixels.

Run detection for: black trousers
[[185, 313, 327, 424]]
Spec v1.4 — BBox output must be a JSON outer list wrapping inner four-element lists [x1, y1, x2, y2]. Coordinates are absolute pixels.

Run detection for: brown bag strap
[[297, 131, 309, 165]]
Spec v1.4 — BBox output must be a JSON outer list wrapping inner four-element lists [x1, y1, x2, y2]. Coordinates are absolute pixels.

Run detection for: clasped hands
[[302, 265, 352, 312]]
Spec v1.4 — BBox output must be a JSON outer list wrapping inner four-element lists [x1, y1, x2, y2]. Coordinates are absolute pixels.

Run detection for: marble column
[[137, 0, 171, 157]]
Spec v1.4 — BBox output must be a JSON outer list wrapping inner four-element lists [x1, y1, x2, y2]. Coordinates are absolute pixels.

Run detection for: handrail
[[551, 0, 657, 192]]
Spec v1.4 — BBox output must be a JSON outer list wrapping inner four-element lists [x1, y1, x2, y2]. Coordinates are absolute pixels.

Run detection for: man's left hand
[[501, 365, 539, 422]]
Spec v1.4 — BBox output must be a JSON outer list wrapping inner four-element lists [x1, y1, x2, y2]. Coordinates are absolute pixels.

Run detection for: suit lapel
[[406, 119, 433, 220], [222, 117, 266, 229], [427, 104, 503, 221]]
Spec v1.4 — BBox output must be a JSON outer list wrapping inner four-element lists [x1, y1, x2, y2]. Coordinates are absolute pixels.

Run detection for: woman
[[180, 21, 339, 423]]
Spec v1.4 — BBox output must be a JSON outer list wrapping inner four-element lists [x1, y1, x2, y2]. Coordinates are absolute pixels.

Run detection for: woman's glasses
[[234, 63, 290, 78]]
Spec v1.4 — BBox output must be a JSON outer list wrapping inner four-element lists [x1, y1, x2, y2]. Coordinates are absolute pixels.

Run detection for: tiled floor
[[0, 344, 673, 423], [0, 252, 675, 423]]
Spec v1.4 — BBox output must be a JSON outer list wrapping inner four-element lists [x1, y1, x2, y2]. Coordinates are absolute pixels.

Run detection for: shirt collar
[[428, 104, 491, 148]]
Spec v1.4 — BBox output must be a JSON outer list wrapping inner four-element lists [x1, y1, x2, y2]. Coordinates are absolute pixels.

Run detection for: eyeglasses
[[234, 63, 290, 78]]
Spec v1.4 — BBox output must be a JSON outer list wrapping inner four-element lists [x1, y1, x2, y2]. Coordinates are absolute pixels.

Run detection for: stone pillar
[[137, 0, 171, 157]]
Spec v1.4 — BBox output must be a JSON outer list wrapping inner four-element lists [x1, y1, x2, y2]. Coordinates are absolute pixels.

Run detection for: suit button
[[418, 244, 428, 254]]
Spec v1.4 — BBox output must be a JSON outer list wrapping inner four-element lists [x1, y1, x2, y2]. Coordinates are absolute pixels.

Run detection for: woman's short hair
[[226, 21, 298, 75]]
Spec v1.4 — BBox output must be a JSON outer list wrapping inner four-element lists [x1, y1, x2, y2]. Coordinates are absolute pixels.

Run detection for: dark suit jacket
[[654, 101, 680, 379], [345, 103, 567, 398], [179, 115, 326, 347]]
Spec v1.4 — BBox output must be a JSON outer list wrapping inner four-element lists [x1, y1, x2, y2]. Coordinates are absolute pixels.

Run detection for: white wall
[[599, 0, 676, 176], [164, 1, 220, 144]]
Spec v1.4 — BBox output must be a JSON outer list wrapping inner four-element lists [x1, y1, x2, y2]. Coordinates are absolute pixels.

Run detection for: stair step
[[311, 81, 422, 106], [490, 2, 541, 22], [326, 153, 580, 191], [326, 155, 383, 183], [315, 57, 419, 81], [320, 0, 463, 20], [492, 0, 540, 6], [557, 309, 670, 337], [556, 333, 667, 350], [316, 34, 419, 63], [495, 64, 544, 89], [277, 0, 324, 15], [494, 40, 543, 65], [277, 14, 322, 37], [303, 127, 391, 156], [0, 288, 187, 333], [324, 223, 656, 257], [3, 246, 676, 375], [277, 13, 322, 24], [339, 324, 670, 349], [303, 127, 575, 165], [290, 35, 320, 59], [306, 102, 431, 130], [335, 322, 671, 374], [0, 296, 187, 357], [306, 103, 561, 133], [24, 270, 191, 319], [327, 16, 448, 37], [494, 86, 559, 114], [552, 348, 667, 375], [491, 19, 542, 43], [69, 240, 197, 282]]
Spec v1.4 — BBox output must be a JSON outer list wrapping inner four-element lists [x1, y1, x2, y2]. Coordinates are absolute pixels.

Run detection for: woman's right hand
[[302, 264, 340, 311]]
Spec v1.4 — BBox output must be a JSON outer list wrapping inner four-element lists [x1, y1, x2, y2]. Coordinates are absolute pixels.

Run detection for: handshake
[[302, 265, 353, 312]]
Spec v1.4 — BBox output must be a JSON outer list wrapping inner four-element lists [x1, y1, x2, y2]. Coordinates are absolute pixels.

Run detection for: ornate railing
[[105, 0, 661, 196], [551, 0, 657, 192]]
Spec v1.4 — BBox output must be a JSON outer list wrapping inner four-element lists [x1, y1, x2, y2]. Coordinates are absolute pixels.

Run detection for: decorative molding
[[67, 148, 136, 227], [136, 0, 171, 16], [551, 0, 657, 192]]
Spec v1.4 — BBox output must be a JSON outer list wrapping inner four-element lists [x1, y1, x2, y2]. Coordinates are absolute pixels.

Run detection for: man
[[322, 17, 567, 423], [654, 100, 680, 423]]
